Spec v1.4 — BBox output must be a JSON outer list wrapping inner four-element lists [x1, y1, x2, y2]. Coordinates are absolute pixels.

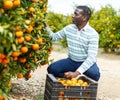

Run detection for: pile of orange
[[58, 78, 89, 87], [57, 78, 90, 100]]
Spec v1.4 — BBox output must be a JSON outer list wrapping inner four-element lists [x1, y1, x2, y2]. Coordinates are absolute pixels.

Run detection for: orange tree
[[0, 0, 52, 99]]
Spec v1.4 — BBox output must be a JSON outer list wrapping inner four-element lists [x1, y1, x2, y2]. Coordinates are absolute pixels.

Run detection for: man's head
[[72, 5, 92, 26]]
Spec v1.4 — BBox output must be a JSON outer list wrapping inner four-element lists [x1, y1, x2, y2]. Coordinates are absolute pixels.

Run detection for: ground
[[10, 43, 120, 100]]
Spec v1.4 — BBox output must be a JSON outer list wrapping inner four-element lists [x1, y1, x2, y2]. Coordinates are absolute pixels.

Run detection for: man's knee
[[84, 69, 100, 81], [47, 63, 58, 74], [93, 72, 100, 81]]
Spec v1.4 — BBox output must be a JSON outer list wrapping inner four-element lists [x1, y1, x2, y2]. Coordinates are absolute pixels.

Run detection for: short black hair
[[77, 5, 91, 21]]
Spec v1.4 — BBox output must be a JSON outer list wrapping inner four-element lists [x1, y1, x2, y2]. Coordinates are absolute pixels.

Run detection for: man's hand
[[64, 71, 80, 79]]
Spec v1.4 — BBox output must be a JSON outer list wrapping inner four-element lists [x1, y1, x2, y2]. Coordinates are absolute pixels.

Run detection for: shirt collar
[[81, 23, 89, 31], [74, 22, 89, 31]]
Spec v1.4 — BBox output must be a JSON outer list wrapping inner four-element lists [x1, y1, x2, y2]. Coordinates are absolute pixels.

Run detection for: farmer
[[46, 5, 100, 81]]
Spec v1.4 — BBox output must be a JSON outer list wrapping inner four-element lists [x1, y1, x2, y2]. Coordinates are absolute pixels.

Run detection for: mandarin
[[25, 35, 31, 42], [20, 46, 28, 53], [12, 51, 21, 57], [4, 0, 13, 9], [19, 58, 26, 63], [31, 0, 37, 2], [36, 38, 43, 44], [0, 95, 4, 100], [13, 0, 20, 7], [17, 37, 24, 44], [32, 44, 39, 50], [17, 73, 24, 78], [15, 31, 23, 38]]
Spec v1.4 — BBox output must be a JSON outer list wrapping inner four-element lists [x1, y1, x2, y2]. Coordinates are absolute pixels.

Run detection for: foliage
[[0, 0, 52, 99], [90, 5, 120, 54]]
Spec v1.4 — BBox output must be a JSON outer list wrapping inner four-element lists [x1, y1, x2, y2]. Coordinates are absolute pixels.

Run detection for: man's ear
[[83, 16, 87, 21]]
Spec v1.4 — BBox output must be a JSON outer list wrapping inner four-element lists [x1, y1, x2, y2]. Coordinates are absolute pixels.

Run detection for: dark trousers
[[47, 58, 100, 81]]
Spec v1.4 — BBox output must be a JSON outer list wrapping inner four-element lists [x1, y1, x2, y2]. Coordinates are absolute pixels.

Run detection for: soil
[[10, 43, 120, 100], [32, 50, 120, 100]]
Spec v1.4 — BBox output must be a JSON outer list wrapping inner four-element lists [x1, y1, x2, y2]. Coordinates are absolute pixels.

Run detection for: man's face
[[72, 8, 86, 26]]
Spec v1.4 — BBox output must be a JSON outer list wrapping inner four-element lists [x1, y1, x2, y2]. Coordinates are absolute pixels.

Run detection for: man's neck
[[77, 22, 87, 30]]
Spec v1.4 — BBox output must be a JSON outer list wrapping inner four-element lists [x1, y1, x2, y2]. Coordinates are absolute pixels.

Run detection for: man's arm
[[46, 26, 66, 41], [76, 33, 99, 74]]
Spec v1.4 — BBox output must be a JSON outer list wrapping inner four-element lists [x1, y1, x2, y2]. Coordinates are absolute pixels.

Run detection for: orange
[[71, 78, 77, 83], [26, 63, 30, 68], [15, 31, 23, 38], [0, 95, 4, 100], [43, 7, 47, 12], [39, 1, 43, 4], [0, 9, 5, 14], [4, 0, 13, 9], [38, 25, 42, 30], [13, 0, 20, 7], [17, 37, 24, 44], [13, 57, 18, 61], [0, 59, 2, 63], [1, 40, 6, 45], [2, 57, 10, 65], [58, 97, 64, 100], [17, 73, 24, 78], [8, 81, 11, 87], [77, 79, 83, 85], [15, 25, 20, 31], [27, 73, 32, 78], [29, 7, 35, 13], [12, 51, 21, 57], [49, 47, 53, 51], [59, 91, 64, 96], [34, 57, 38, 62], [30, 21, 35, 26], [25, 35, 31, 42], [65, 98, 69, 100], [32, 44, 39, 50], [28, 53, 32, 57], [66, 80, 72, 86], [82, 82, 88, 87], [33, 14, 36, 18], [26, 25, 33, 33], [19, 58, 26, 63], [0, 53, 5, 59], [31, 0, 37, 2], [36, 38, 43, 44], [2, 68, 7, 73], [20, 46, 28, 53]]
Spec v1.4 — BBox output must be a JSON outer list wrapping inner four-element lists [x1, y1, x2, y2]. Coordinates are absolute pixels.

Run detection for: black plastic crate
[[44, 74, 98, 100]]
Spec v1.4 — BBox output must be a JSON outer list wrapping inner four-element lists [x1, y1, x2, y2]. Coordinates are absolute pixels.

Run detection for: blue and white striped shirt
[[47, 23, 99, 74]]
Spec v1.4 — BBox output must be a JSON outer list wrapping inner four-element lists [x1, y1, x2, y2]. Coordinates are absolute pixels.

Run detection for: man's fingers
[[64, 72, 73, 79], [64, 72, 69, 75]]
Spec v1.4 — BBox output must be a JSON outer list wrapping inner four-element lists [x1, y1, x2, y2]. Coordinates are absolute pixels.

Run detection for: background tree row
[[47, 5, 120, 54]]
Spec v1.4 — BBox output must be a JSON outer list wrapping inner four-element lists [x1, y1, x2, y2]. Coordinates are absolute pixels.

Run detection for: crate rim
[[47, 74, 98, 84]]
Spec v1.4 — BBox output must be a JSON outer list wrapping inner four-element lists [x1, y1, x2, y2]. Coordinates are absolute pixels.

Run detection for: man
[[46, 5, 100, 81]]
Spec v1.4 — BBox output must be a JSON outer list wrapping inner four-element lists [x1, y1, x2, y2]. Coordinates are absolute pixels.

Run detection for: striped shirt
[[46, 23, 99, 74]]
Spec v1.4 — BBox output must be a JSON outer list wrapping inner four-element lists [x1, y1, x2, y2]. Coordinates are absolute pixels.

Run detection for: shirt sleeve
[[46, 26, 66, 41], [76, 33, 99, 74]]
